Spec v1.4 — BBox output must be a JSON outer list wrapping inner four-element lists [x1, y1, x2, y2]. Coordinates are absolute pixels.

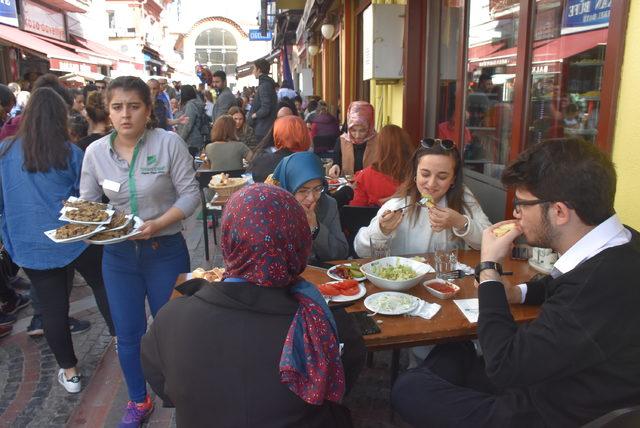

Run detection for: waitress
[[80, 76, 199, 427]]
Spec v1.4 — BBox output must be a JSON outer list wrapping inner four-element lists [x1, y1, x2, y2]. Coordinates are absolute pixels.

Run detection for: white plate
[[528, 258, 553, 275], [326, 177, 347, 188], [364, 291, 420, 315], [85, 217, 143, 245], [60, 196, 112, 212], [59, 207, 115, 225], [44, 224, 106, 244], [104, 214, 133, 232], [324, 282, 367, 303], [327, 264, 367, 282]]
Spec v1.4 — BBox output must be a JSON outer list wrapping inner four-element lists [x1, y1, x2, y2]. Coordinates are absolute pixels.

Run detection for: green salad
[[372, 262, 418, 280]]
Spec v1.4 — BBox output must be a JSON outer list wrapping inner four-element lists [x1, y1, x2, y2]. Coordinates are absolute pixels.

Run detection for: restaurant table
[[174, 251, 541, 351]]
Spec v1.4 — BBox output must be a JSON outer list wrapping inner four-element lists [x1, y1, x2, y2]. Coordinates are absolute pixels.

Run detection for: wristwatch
[[474, 261, 503, 282]]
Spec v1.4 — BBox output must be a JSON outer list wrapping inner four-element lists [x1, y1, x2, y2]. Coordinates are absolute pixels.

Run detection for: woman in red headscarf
[[328, 101, 377, 179], [141, 184, 365, 427]]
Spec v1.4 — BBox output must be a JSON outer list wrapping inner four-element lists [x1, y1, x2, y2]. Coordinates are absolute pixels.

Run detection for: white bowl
[[423, 278, 460, 300], [360, 256, 434, 291]]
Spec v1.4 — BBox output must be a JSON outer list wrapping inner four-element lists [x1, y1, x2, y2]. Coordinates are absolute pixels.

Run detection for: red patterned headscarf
[[221, 184, 345, 404], [341, 101, 377, 145]]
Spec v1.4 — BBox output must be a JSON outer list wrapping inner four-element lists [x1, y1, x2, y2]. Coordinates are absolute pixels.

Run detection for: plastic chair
[[582, 406, 640, 428], [339, 205, 379, 258], [195, 169, 245, 260]]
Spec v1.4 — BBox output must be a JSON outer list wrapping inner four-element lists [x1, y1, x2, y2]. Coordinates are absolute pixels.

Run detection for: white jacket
[[354, 186, 492, 257]]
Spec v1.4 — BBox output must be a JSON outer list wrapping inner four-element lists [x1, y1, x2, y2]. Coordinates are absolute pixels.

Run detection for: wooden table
[[175, 251, 541, 351]]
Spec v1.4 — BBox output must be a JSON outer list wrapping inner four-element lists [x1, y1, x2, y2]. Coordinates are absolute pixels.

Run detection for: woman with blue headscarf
[[270, 152, 349, 263], [140, 184, 365, 427]]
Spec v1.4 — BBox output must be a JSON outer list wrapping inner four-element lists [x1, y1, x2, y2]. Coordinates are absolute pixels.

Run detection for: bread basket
[[208, 174, 247, 199]]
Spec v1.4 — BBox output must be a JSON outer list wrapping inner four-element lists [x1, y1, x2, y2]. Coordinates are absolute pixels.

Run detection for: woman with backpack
[[176, 85, 209, 150]]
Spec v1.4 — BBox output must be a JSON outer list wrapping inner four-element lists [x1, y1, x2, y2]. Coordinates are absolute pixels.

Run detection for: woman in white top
[[354, 138, 491, 257]]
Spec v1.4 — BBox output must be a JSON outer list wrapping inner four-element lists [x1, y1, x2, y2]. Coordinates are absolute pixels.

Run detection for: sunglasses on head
[[420, 138, 455, 150]]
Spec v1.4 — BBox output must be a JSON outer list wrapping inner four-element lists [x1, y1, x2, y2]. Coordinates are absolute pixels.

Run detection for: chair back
[[582, 406, 640, 428], [339, 205, 379, 257]]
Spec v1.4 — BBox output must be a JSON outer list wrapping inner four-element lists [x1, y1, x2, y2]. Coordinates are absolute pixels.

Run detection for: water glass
[[370, 237, 391, 259], [434, 244, 458, 279]]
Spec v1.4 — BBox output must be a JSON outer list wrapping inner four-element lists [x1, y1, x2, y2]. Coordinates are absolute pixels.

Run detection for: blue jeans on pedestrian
[[102, 233, 190, 403]]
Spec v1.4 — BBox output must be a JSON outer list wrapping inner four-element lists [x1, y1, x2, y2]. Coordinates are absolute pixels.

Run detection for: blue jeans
[[102, 233, 190, 403]]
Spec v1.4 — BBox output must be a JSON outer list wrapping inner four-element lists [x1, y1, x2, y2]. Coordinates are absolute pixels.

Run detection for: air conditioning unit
[[362, 4, 405, 81]]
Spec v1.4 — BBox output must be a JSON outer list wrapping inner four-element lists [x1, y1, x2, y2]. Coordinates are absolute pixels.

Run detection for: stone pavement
[[0, 215, 413, 427]]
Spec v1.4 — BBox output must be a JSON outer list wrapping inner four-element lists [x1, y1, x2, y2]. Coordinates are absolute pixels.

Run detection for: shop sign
[[23, 0, 66, 41], [562, 0, 610, 30], [478, 57, 511, 68], [0, 0, 19, 27], [49, 58, 96, 73], [249, 29, 272, 41]]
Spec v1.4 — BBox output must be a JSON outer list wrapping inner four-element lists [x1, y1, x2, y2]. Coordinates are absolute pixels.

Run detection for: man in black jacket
[[248, 58, 277, 143], [392, 138, 640, 427]]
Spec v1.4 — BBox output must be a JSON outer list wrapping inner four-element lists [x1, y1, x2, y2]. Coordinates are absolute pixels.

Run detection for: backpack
[[199, 111, 211, 145]]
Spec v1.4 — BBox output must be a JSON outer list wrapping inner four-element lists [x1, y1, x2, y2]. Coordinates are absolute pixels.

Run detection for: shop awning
[[59, 70, 106, 83], [532, 28, 608, 63], [467, 42, 506, 61], [0, 24, 100, 72], [33, 35, 112, 66], [71, 36, 143, 70], [235, 48, 281, 79]]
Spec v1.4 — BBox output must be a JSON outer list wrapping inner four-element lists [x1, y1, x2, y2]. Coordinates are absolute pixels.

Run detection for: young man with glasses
[[392, 138, 640, 426]]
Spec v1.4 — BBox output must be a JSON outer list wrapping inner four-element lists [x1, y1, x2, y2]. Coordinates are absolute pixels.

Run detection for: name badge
[[102, 179, 121, 192]]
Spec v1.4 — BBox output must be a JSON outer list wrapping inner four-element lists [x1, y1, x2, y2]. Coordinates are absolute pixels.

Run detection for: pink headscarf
[[341, 101, 377, 145]]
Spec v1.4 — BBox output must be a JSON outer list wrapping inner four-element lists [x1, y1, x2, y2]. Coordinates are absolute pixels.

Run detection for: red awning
[[532, 28, 608, 63], [0, 24, 99, 71], [33, 35, 112, 66], [71, 36, 143, 69], [467, 42, 506, 61]]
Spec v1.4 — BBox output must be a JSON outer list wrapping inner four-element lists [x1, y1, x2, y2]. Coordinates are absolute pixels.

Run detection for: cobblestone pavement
[[0, 220, 413, 427]]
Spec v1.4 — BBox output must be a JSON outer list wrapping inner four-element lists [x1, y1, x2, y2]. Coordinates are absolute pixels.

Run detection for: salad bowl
[[360, 256, 434, 291]]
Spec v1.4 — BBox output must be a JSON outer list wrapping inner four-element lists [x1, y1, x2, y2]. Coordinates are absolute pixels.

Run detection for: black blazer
[[141, 280, 366, 428]]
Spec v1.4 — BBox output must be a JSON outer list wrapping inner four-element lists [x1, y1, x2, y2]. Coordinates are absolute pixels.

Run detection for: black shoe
[[2, 294, 31, 315], [27, 315, 44, 337], [0, 312, 17, 327], [69, 317, 91, 335]]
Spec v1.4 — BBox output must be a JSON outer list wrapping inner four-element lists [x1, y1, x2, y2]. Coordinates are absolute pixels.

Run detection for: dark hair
[[294, 95, 302, 104], [70, 88, 84, 100], [68, 114, 88, 141], [15, 87, 71, 172], [397, 143, 467, 225], [33, 74, 73, 107], [180, 85, 197, 107], [277, 99, 298, 117], [0, 84, 17, 109], [106, 76, 152, 108], [501, 138, 616, 225], [307, 100, 318, 112], [85, 91, 109, 124], [213, 70, 227, 81], [210, 115, 237, 142], [254, 59, 270, 74], [281, 80, 293, 89]]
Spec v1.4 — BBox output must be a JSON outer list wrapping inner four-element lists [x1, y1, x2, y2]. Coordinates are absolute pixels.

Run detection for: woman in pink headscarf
[[328, 101, 377, 178]]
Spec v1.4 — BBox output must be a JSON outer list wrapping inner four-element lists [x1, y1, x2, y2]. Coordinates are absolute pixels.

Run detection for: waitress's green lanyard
[[110, 131, 143, 217]]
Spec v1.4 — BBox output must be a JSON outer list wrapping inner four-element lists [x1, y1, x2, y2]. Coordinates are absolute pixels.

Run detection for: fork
[[438, 270, 470, 280]]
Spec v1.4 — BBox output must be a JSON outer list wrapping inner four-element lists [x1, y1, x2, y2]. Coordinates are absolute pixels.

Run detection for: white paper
[[454, 298, 479, 323], [102, 179, 121, 192], [407, 300, 441, 320]]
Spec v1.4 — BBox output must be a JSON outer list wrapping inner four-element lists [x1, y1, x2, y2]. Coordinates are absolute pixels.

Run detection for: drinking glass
[[370, 237, 391, 259], [434, 243, 458, 279]]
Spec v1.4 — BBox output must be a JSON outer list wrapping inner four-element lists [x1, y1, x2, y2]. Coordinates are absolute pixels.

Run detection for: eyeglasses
[[420, 138, 455, 150], [295, 185, 324, 198], [512, 197, 550, 214]]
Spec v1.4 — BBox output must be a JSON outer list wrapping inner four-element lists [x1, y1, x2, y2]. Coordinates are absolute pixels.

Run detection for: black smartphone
[[351, 311, 381, 336]]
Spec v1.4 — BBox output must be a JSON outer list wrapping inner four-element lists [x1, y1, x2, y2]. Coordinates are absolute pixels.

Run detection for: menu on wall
[[23, 0, 66, 41]]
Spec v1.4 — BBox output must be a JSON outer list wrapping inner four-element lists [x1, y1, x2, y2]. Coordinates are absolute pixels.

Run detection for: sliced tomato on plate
[[340, 285, 361, 296], [331, 279, 359, 290], [318, 282, 341, 296]]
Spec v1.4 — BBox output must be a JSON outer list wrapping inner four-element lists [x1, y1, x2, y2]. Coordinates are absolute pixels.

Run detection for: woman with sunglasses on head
[[354, 139, 491, 258], [270, 152, 349, 263]]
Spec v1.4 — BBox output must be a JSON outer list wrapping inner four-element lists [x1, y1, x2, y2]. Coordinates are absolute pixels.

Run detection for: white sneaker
[[58, 368, 82, 393]]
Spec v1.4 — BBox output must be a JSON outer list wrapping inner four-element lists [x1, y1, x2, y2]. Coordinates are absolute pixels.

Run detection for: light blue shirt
[[0, 138, 87, 269]]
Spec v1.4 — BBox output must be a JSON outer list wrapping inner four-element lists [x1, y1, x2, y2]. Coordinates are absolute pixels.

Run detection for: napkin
[[454, 262, 475, 276], [407, 299, 441, 319], [454, 298, 479, 323]]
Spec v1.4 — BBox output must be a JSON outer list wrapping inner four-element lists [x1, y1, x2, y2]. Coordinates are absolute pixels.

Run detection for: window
[[107, 11, 115, 29], [194, 28, 238, 73]]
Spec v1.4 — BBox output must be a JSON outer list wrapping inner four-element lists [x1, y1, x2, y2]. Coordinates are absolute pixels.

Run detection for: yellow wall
[[612, 1, 640, 230], [370, 0, 406, 128]]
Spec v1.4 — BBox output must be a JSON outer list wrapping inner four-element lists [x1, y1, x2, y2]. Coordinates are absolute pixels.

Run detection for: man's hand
[[428, 206, 467, 232], [480, 220, 522, 263], [379, 209, 403, 235]]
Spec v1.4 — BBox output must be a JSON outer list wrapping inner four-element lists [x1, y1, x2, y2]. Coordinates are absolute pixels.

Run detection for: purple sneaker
[[118, 395, 154, 427]]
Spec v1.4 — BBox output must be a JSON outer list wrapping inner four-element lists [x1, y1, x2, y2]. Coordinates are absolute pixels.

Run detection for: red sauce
[[429, 282, 456, 293]]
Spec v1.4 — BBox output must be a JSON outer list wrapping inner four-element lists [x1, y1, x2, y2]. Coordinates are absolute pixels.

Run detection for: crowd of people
[[0, 57, 639, 428]]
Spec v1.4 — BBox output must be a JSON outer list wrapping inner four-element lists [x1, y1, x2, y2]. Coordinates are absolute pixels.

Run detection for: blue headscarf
[[272, 152, 324, 194]]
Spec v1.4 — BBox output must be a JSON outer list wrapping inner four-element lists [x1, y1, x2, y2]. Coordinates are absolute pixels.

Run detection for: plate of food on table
[[325, 177, 348, 189], [326, 262, 366, 282], [316, 279, 366, 302]]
